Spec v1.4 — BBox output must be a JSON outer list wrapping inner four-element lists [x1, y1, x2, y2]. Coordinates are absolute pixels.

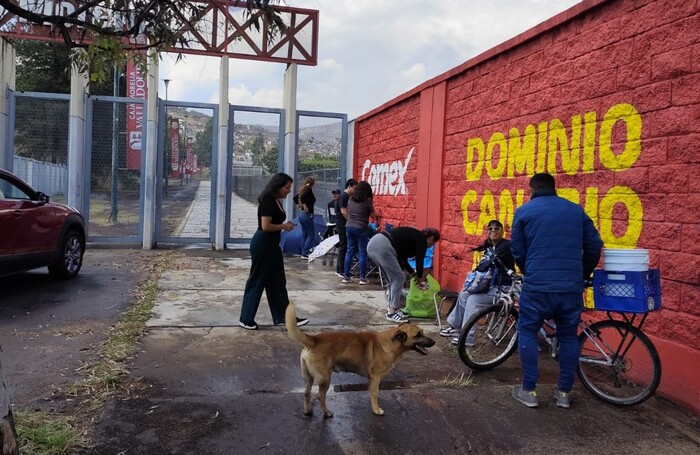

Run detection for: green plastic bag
[[404, 274, 440, 319]]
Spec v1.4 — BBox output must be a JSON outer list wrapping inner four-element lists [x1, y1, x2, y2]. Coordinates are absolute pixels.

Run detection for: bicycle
[[455, 273, 662, 407]]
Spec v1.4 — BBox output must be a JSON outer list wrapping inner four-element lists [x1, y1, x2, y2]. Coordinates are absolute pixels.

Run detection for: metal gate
[[295, 110, 348, 221], [5, 92, 348, 248], [156, 100, 219, 245], [85, 95, 147, 243], [226, 105, 285, 244], [225, 107, 348, 245]]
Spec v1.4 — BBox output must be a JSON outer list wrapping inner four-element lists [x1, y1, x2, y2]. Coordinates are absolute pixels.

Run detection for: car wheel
[[48, 229, 84, 279]]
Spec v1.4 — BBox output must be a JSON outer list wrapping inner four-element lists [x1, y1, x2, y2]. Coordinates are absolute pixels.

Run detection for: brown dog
[[285, 303, 435, 417]]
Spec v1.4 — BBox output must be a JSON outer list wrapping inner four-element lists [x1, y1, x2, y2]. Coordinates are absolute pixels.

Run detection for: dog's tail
[[285, 302, 315, 348]]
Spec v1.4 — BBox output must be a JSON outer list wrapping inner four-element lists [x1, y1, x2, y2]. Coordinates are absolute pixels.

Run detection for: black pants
[[240, 229, 289, 325], [336, 224, 347, 275]]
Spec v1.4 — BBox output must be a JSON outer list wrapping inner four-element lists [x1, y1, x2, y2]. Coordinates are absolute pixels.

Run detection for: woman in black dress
[[239, 173, 309, 330]]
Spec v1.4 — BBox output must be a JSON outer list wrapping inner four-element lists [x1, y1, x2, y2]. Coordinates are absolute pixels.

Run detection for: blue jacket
[[511, 190, 602, 293]]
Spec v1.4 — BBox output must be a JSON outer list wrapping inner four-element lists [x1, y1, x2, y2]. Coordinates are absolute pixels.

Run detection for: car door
[[0, 174, 56, 268]]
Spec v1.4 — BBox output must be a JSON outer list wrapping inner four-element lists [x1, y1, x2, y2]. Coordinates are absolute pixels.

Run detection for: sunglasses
[[487, 227, 502, 232]]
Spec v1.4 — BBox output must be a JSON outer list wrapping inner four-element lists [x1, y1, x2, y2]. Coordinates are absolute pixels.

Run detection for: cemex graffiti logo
[[361, 147, 413, 196]]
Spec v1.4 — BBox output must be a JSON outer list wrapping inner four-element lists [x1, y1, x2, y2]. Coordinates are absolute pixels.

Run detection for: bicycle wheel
[[577, 319, 661, 406], [457, 303, 519, 370]]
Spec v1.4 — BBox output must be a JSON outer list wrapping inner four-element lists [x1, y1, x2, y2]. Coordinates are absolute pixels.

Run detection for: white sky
[[159, 0, 582, 120]]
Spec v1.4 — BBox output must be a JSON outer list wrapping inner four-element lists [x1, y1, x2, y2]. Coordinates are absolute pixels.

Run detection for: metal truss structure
[[0, 0, 318, 65]]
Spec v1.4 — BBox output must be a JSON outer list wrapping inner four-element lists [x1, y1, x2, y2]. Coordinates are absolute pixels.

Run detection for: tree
[[261, 142, 279, 174], [250, 133, 265, 168], [0, 1, 287, 83], [193, 118, 213, 169], [14, 39, 113, 94]]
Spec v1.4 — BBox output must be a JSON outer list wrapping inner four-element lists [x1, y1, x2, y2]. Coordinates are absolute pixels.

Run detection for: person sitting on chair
[[328, 189, 340, 224], [439, 219, 515, 345], [322, 189, 340, 239]]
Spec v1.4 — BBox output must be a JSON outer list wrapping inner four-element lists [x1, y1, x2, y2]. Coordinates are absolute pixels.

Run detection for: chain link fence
[[230, 109, 282, 239], [158, 106, 215, 240], [88, 98, 141, 239], [11, 95, 69, 202], [296, 114, 344, 223]]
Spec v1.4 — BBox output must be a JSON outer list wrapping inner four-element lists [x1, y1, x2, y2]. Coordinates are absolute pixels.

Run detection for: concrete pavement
[[84, 248, 699, 455], [176, 180, 260, 239]]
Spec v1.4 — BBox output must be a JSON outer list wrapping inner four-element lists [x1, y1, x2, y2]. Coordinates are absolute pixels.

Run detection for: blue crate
[[592, 269, 661, 313]]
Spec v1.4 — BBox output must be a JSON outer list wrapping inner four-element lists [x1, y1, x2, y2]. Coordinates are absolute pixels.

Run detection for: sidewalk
[[176, 180, 259, 239], [85, 249, 700, 455]]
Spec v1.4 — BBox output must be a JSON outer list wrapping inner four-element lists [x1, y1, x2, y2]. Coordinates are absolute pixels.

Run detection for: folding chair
[[432, 290, 459, 330]]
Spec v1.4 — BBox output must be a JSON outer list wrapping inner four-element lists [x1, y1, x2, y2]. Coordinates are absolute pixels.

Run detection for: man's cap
[[331, 189, 341, 194]]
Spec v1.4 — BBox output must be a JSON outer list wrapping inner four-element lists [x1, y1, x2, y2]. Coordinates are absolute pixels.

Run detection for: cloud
[[166, 0, 581, 118]]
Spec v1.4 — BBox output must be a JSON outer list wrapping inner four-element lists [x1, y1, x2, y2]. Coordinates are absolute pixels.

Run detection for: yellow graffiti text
[[461, 185, 642, 247], [465, 103, 642, 181]]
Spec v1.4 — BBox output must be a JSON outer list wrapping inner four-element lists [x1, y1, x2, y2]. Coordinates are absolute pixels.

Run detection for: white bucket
[[603, 248, 649, 272]]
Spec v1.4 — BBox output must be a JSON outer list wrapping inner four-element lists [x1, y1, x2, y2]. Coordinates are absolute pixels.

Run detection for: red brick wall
[[353, 96, 421, 227], [354, 0, 700, 412]]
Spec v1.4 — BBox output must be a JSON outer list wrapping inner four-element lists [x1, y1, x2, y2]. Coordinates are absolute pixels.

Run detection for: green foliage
[[15, 40, 71, 93], [298, 156, 339, 172], [8, 1, 287, 83], [15, 410, 85, 455], [261, 143, 280, 173], [15, 39, 115, 95], [250, 133, 266, 167], [194, 118, 214, 168]]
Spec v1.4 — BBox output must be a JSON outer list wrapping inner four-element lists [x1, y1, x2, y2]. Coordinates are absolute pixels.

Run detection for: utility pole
[[109, 65, 120, 222], [163, 79, 171, 195]]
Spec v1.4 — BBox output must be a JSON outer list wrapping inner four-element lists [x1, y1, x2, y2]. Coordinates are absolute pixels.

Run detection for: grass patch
[[15, 251, 175, 453], [15, 410, 86, 455], [418, 371, 474, 389]]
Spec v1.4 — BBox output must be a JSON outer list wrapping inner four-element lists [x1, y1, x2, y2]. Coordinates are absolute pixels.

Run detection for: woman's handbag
[[462, 248, 497, 294], [463, 269, 493, 294]]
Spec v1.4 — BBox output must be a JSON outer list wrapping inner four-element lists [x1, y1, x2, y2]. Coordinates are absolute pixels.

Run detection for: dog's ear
[[393, 330, 408, 344]]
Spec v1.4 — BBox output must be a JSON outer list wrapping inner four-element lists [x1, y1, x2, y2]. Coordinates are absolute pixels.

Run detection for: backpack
[[462, 248, 497, 294]]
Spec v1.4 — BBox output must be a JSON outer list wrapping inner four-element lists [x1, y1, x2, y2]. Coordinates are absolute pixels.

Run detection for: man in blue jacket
[[510, 173, 602, 409]]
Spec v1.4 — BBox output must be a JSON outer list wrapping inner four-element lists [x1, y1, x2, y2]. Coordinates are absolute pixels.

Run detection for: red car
[[0, 168, 86, 279]]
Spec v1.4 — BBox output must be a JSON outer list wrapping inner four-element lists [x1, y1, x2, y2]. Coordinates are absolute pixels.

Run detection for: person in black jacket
[[293, 176, 317, 258], [335, 179, 358, 277], [367, 226, 440, 323]]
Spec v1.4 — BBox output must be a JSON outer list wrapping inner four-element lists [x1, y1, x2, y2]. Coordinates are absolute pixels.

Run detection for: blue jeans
[[298, 211, 316, 256], [344, 226, 369, 280], [517, 290, 582, 393]]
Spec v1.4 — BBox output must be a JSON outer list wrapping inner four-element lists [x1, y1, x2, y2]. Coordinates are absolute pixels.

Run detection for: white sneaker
[[342, 277, 352, 283], [386, 311, 409, 323], [395, 308, 410, 319], [359, 279, 369, 285], [439, 327, 459, 337]]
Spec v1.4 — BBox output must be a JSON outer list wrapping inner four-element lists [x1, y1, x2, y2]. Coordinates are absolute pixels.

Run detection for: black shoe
[[296, 317, 309, 327], [239, 321, 258, 330]]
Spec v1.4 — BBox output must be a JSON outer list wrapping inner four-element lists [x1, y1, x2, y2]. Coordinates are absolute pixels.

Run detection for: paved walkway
[[176, 180, 258, 239]]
